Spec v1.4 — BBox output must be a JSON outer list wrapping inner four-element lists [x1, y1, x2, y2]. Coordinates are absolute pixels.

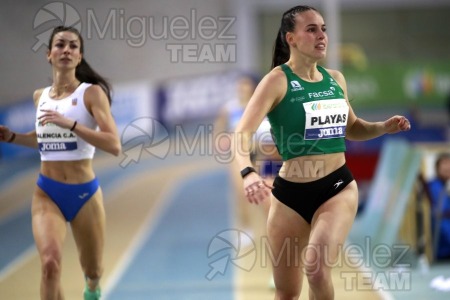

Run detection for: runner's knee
[[41, 250, 62, 279]]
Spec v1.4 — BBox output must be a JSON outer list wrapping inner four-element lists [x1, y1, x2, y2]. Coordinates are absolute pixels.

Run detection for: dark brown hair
[[271, 5, 318, 69], [48, 26, 112, 105]]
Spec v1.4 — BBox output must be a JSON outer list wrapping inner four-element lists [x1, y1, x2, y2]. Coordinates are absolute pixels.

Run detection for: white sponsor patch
[[303, 99, 349, 140], [36, 107, 78, 152]]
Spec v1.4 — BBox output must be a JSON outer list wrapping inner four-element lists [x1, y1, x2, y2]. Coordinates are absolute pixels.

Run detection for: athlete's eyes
[[54, 42, 79, 49], [306, 27, 327, 33]]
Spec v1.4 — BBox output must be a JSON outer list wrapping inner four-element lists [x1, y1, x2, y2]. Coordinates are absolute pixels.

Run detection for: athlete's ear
[[285, 31, 296, 48], [47, 50, 51, 64]]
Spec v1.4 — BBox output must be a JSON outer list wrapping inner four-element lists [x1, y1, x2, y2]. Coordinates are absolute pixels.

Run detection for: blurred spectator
[[446, 93, 450, 141], [428, 153, 450, 259], [214, 73, 281, 239], [447, 93, 450, 118], [214, 74, 267, 238]]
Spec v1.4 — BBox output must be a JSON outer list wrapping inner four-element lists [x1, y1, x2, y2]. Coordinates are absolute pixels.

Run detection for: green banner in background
[[343, 62, 450, 110]]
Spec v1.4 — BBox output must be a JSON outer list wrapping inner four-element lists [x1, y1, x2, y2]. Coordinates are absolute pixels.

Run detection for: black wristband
[[70, 121, 77, 131], [7, 132, 16, 143], [240, 166, 256, 179]]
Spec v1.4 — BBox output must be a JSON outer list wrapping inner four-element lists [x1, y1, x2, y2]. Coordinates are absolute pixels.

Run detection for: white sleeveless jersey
[[36, 83, 97, 161], [224, 98, 274, 145], [255, 117, 274, 145]]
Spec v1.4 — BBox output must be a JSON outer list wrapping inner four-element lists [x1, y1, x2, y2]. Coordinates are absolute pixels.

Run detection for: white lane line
[[101, 177, 182, 299]]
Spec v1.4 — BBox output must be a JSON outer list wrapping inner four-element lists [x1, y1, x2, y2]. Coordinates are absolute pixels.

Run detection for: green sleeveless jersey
[[267, 64, 349, 161]]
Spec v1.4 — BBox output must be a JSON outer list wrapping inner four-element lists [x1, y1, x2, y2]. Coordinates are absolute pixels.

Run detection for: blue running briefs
[[37, 174, 99, 221]]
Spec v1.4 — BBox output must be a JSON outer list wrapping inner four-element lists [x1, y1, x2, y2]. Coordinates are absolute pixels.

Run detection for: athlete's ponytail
[[271, 29, 290, 69], [48, 26, 112, 105], [271, 5, 318, 69], [75, 58, 112, 105]]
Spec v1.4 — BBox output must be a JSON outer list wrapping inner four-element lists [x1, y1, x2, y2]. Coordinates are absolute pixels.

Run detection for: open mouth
[[315, 43, 326, 50]]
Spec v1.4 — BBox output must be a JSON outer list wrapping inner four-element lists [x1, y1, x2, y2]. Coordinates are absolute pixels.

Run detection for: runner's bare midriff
[[278, 152, 346, 183], [41, 159, 95, 183]]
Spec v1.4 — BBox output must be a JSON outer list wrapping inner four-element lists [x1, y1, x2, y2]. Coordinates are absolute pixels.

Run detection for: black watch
[[240, 166, 256, 179]]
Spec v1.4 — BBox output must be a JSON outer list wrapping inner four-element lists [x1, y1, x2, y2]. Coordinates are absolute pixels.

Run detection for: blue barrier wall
[[0, 99, 37, 160]]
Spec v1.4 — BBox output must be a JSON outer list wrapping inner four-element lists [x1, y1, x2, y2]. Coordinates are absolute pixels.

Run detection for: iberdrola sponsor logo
[[311, 102, 322, 110], [308, 100, 346, 111]]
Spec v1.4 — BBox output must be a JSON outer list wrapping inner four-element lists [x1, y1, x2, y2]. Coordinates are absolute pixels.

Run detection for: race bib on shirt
[[36, 123, 78, 151], [36, 99, 79, 152], [303, 99, 349, 140]]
